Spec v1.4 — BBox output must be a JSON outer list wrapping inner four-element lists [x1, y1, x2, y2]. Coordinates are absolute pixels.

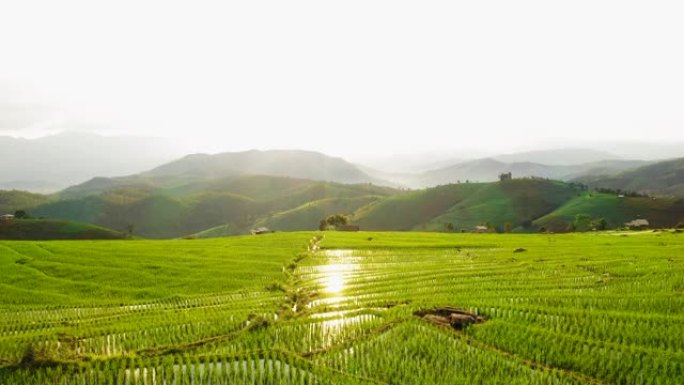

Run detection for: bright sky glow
[[1, 1, 684, 157]]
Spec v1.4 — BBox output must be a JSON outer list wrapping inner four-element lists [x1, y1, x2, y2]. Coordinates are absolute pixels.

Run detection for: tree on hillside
[[504, 222, 513, 233], [319, 214, 349, 230], [592, 218, 608, 231], [573, 214, 592, 232], [13, 210, 28, 219]]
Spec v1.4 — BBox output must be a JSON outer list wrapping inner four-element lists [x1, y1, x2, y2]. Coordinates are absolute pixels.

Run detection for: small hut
[[625, 219, 649, 229], [337, 225, 360, 232], [250, 227, 272, 235]]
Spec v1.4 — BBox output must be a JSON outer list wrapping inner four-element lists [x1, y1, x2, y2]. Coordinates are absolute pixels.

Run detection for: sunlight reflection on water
[[317, 250, 359, 296], [307, 250, 380, 349], [318, 263, 358, 294]]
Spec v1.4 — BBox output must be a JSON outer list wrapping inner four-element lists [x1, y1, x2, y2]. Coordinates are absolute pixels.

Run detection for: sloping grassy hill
[[423, 179, 578, 231], [0, 219, 125, 240], [354, 179, 581, 232], [34, 176, 399, 238], [576, 157, 684, 196], [14, 175, 684, 238], [534, 193, 684, 232], [0, 190, 52, 214], [254, 196, 381, 232], [353, 183, 486, 230]]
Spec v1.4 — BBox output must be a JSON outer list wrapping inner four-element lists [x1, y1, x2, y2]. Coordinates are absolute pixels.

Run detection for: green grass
[[255, 196, 381, 231], [0, 233, 311, 306], [1, 231, 683, 384], [353, 183, 486, 230], [424, 179, 578, 231], [31, 176, 399, 238], [8, 178, 684, 239], [354, 179, 580, 232], [534, 192, 684, 231], [0, 219, 125, 240]]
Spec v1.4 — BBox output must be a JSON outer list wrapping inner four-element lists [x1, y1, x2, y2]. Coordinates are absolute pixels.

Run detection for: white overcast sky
[[1, 1, 683, 157]]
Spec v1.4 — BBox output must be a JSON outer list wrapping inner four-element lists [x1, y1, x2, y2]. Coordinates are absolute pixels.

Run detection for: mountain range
[[574, 157, 684, 197], [1, 145, 684, 239], [3, 132, 684, 192], [0, 132, 186, 192]]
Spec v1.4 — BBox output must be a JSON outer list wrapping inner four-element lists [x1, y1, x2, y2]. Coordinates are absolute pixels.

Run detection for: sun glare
[[318, 251, 358, 295], [324, 274, 345, 294], [319, 263, 354, 294]]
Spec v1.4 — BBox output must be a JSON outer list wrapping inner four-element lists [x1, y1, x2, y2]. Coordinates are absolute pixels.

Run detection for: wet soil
[[414, 307, 486, 330]]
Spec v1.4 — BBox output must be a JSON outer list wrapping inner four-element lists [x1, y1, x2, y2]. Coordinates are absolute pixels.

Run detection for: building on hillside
[[625, 219, 649, 229], [0, 214, 15, 222], [250, 227, 272, 235], [498, 172, 512, 181], [337, 225, 360, 232], [473, 225, 489, 233]]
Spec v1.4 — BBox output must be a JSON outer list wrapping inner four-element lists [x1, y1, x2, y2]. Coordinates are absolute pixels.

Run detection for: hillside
[[0, 190, 51, 214], [30, 175, 684, 238], [534, 193, 684, 232], [254, 195, 381, 231], [353, 183, 485, 230], [423, 179, 578, 231], [34, 175, 398, 238], [59, 149, 393, 199], [0, 218, 126, 240], [575, 157, 684, 196], [193, 193, 371, 237], [354, 179, 581, 232]]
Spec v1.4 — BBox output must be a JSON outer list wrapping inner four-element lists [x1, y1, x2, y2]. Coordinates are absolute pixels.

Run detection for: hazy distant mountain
[[145, 149, 385, 183], [59, 149, 391, 199], [493, 148, 619, 166], [412, 158, 648, 187], [575, 157, 684, 196], [591, 142, 684, 161], [353, 148, 645, 188], [0, 132, 184, 192], [352, 153, 471, 174]]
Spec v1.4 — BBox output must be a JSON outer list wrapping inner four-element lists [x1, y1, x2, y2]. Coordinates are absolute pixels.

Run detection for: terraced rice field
[[0, 231, 683, 384]]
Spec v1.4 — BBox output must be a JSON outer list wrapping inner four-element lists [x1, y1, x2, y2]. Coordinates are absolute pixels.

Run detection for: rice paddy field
[[0, 231, 683, 384]]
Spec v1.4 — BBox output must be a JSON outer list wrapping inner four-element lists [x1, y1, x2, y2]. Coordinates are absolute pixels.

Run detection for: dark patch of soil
[[382, 299, 412, 309], [414, 307, 486, 330], [513, 248, 527, 253]]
